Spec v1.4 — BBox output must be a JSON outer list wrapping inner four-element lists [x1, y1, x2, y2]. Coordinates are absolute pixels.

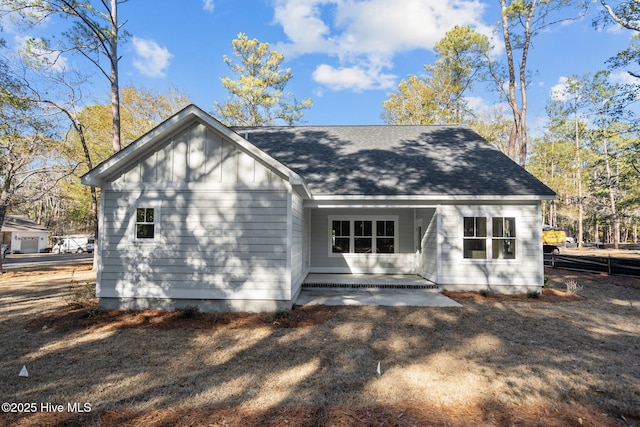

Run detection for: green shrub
[[527, 290, 540, 299], [479, 289, 490, 297]]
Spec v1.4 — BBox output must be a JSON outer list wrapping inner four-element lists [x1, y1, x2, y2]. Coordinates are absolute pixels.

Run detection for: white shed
[[1, 215, 51, 254]]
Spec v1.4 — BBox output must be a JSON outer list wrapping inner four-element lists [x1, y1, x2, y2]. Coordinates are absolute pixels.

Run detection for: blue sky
[[1, 0, 636, 133]]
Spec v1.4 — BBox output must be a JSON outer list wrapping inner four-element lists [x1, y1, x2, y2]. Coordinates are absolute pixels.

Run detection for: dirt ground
[[0, 264, 639, 427], [560, 246, 640, 259]]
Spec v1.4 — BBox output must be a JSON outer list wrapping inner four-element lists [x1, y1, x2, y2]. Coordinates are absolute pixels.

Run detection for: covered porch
[[305, 206, 438, 278]]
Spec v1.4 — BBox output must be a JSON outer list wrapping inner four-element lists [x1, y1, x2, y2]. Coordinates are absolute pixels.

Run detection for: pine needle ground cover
[[0, 265, 638, 426]]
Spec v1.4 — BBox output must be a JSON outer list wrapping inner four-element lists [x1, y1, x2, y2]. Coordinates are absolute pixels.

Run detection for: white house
[[81, 105, 555, 312], [1, 215, 51, 254]]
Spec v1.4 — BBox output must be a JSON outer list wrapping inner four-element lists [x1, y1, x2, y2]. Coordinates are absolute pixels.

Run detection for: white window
[[330, 216, 397, 255], [133, 204, 161, 242], [463, 216, 487, 259], [492, 217, 516, 259], [463, 216, 517, 259], [332, 220, 351, 253], [376, 220, 395, 253]]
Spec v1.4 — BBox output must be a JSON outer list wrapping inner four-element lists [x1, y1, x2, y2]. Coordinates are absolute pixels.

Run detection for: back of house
[[82, 105, 555, 312]]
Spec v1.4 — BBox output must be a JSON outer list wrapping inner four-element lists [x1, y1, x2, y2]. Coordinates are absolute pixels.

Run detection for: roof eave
[[313, 194, 555, 200], [305, 194, 555, 207]]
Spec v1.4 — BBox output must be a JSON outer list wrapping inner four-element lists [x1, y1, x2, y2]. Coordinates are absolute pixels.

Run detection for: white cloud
[[14, 35, 68, 73], [202, 0, 214, 12], [551, 72, 639, 104], [132, 37, 173, 78], [312, 63, 396, 91], [549, 76, 569, 101], [464, 96, 488, 112], [272, 0, 492, 92], [610, 70, 639, 85], [2, 7, 50, 34]]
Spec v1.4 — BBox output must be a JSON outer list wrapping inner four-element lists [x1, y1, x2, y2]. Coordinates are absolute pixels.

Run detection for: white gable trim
[[81, 105, 311, 198]]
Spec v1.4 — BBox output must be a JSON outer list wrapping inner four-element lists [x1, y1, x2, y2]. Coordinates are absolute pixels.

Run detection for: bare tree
[[3, 0, 129, 153], [598, 0, 640, 31], [490, 0, 588, 166], [0, 98, 72, 273]]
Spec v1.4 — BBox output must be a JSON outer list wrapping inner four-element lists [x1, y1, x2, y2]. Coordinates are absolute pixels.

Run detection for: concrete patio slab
[[296, 274, 462, 307], [295, 287, 462, 307]]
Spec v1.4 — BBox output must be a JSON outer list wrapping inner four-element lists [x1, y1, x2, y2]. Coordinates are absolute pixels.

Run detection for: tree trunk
[[500, 0, 519, 162], [575, 114, 584, 250], [0, 202, 6, 274], [499, 0, 533, 167], [517, 1, 534, 168], [77, 128, 99, 269], [110, 0, 122, 153], [91, 188, 98, 270], [600, 111, 619, 249]]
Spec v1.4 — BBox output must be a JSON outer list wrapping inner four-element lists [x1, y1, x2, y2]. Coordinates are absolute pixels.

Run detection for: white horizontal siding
[[437, 203, 543, 290], [416, 208, 438, 282], [290, 191, 306, 296], [309, 208, 415, 274], [98, 188, 290, 301]]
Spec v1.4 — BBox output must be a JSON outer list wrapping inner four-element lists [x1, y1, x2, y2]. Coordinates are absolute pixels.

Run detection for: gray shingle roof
[[233, 125, 556, 198], [1, 215, 50, 232]]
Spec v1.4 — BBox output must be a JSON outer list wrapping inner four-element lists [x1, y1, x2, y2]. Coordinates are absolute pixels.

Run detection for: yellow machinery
[[542, 227, 566, 244]]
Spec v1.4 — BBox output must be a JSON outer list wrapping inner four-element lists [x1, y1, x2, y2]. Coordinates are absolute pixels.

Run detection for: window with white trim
[[135, 207, 156, 240], [463, 216, 487, 259], [330, 216, 397, 254], [376, 220, 395, 253], [492, 217, 516, 259], [332, 220, 350, 253], [463, 216, 517, 259], [354, 220, 373, 253]]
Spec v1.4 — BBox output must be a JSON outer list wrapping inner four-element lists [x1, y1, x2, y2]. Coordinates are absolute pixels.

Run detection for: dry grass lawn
[[0, 264, 639, 426]]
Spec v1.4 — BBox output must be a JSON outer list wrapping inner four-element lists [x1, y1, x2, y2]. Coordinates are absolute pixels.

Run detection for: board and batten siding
[[112, 120, 283, 186], [97, 119, 299, 311], [436, 203, 543, 291], [308, 208, 416, 274]]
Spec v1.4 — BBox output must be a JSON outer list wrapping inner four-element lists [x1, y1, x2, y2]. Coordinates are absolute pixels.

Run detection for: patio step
[[302, 283, 440, 290]]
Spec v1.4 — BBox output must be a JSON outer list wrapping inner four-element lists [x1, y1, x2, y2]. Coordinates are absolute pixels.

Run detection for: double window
[[330, 216, 397, 254], [463, 216, 516, 259]]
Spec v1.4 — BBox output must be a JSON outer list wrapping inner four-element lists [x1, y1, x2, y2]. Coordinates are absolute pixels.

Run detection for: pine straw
[[1, 265, 639, 427], [442, 287, 586, 303], [25, 304, 337, 333]]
